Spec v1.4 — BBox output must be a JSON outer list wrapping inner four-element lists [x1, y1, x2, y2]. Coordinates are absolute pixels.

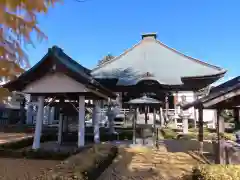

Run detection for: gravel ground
[[0, 158, 60, 180], [0, 133, 60, 180], [97, 144, 206, 180]]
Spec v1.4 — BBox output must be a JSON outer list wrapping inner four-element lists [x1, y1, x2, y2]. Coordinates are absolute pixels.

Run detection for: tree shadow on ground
[[160, 139, 216, 164], [98, 145, 161, 180], [153, 140, 212, 179], [98, 143, 209, 180]]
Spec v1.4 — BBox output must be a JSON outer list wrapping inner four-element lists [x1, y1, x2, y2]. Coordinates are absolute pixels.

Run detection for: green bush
[[63, 130, 133, 142], [34, 143, 118, 180], [177, 133, 196, 140], [161, 128, 177, 139], [0, 148, 75, 160], [0, 133, 67, 160], [191, 165, 240, 180]]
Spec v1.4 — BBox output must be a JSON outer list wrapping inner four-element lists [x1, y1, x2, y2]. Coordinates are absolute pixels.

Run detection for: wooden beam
[[198, 108, 204, 154], [234, 108, 240, 130], [216, 109, 225, 164], [203, 89, 240, 108]]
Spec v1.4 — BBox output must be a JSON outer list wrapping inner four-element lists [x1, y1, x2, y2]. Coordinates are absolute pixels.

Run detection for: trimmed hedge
[[0, 148, 74, 160], [0, 134, 57, 149], [34, 143, 118, 180], [63, 130, 133, 142], [161, 128, 177, 139], [191, 165, 240, 180], [161, 128, 236, 142], [0, 134, 75, 160]]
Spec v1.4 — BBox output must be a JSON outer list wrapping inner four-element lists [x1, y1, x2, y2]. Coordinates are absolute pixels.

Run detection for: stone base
[[135, 138, 154, 147]]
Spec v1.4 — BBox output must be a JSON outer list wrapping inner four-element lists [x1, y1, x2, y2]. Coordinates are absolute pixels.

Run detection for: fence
[[0, 108, 23, 125], [212, 140, 240, 164]]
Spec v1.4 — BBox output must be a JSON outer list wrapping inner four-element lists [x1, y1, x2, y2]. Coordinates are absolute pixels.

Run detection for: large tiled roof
[[91, 33, 226, 86]]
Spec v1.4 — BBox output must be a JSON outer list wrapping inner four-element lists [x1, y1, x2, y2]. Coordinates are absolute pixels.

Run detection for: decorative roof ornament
[[141, 72, 154, 78], [196, 86, 212, 99], [126, 95, 162, 105]]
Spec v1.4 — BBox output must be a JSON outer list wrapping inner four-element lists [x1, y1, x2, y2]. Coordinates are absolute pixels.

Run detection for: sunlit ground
[[98, 146, 206, 180], [0, 133, 31, 144]]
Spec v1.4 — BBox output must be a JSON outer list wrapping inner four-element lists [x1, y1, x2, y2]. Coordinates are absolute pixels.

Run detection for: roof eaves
[[181, 70, 227, 81], [203, 83, 240, 103], [53, 49, 92, 82], [54, 46, 91, 75], [210, 76, 239, 93], [3, 50, 53, 91], [53, 48, 116, 98]]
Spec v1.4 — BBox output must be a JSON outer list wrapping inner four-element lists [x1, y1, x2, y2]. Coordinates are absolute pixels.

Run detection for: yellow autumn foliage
[[0, 0, 60, 103], [191, 165, 240, 180], [0, 0, 61, 68]]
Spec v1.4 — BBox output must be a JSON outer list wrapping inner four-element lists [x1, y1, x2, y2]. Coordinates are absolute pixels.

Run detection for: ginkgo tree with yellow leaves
[[0, 0, 61, 103]]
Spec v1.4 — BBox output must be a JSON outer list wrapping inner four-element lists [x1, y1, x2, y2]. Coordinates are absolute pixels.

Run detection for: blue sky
[[28, 0, 240, 83]]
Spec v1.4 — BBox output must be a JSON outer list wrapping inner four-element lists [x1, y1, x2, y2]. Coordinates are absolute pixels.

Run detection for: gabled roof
[[91, 33, 226, 86], [182, 76, 240, 109], [4, 46, 116, 98]]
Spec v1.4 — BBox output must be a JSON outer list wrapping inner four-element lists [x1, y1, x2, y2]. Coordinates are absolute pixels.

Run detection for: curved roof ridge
[[154, 39, 225, 72], [92, 40, 143, 72]]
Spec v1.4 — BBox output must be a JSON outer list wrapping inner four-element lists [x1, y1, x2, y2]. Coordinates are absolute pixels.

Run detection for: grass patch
[[189, 165, 240, 180], [161, 127, 236, 141], [161, 128, 177, 139]]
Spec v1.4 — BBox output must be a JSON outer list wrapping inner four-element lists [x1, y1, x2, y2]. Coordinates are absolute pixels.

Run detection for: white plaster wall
[[176, 91, 215, 123], [23, 73, 89, 93]]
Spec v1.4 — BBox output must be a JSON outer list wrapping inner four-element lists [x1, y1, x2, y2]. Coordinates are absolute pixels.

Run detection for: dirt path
[[98, 144, 206, 180], [0, 158, 60, 180], [0, 133, 32, 144]]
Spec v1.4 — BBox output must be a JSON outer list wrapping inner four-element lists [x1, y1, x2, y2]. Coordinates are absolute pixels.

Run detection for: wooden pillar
[[63, 116, 68, 132], [234, 108, 240, 130], [182, 116, 189, 134], [49, 107, 55, 124], [174, 91, 178, 128], [193, 92, 198, 129], [198, 107, 204, 154], [107, 105, 115, 134], [133, 107, 138, 145], [58, 113, 63, 144], [160, 107, 164, 127], [93, 100, 100, 143], [153, 108, 157, 147], [78, 96, 85, 147], [26, 95, 33, 124], [117, 92, 122, 108], [165, 94, 169, 122], [217, 110, 225, 133], [32, 96, 44, 150], [216, 109, 225, 164], [144, 106, 148, 124]]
